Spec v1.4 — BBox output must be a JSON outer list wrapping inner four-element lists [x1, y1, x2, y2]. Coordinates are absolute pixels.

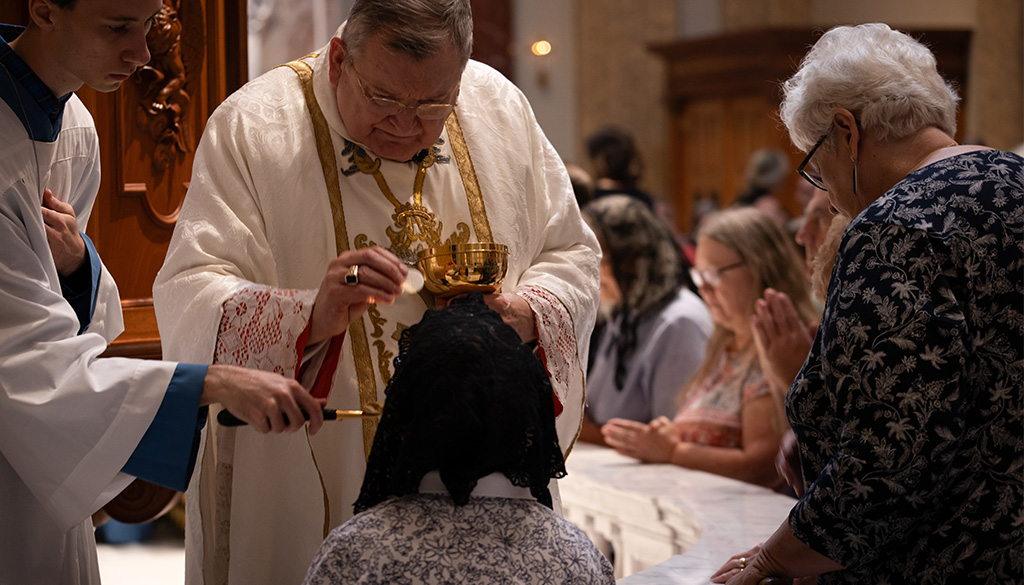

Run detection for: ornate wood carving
[[135, 0, 199, 173], [119, 0, 205, 230]]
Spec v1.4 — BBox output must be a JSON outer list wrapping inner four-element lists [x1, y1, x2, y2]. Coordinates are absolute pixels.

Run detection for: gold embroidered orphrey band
[[284, 56, 493, 533], [284, 59, 379, 465]]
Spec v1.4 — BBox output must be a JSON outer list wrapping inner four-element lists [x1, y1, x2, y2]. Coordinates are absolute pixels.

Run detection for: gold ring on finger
[[345, 264, 359, 286]]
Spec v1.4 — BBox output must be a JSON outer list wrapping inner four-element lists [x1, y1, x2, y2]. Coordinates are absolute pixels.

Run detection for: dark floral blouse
[[302, 494, 615, 585], [787, 150, 1023, 584]]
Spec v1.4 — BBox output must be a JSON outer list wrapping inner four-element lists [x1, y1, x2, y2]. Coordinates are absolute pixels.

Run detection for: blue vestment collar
[[0, 24, 70, 142]]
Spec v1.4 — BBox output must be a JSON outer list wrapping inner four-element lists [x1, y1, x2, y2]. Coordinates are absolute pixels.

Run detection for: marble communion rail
[[560, 443, 797, 583]]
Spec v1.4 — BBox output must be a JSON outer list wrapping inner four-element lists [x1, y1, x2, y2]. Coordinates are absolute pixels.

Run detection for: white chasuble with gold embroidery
[[155, 47, 600, 585]]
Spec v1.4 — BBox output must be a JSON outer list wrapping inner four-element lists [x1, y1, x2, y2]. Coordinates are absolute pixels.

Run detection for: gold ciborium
[[416, 243, 510, 298]]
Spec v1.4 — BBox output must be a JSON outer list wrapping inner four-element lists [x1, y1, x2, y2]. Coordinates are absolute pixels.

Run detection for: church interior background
[[0, 0, 1019, 583]]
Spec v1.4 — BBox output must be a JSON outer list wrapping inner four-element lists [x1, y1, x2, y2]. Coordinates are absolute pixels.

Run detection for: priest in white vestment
[[153, 1, 600, 584]]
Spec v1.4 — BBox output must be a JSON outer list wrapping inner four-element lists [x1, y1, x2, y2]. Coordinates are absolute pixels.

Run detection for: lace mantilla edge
[[214, 284, 317, 374]]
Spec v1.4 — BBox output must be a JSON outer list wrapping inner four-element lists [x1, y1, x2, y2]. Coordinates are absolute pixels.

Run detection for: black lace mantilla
[[353, 293, 567, 513]]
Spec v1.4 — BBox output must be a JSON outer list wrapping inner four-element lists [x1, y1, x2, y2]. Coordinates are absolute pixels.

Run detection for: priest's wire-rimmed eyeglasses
[[349, 62, 458, 120], [797, 125, 833, 191]]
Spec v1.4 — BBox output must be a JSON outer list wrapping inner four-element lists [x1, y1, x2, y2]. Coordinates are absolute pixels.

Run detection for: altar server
[[1, 2, 323, 583]]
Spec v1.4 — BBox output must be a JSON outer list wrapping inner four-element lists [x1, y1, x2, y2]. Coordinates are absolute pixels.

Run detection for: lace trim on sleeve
[[514, 285, 582, 417], [214, 285, 317, 375]]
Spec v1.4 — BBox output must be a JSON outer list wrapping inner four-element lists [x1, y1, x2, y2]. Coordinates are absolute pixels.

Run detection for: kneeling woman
[[303, 295, 615, 584]]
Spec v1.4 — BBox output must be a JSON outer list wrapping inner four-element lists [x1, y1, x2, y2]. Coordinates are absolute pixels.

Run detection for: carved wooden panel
[[651, 28, 970, 233], [124, 0, 202, 227]]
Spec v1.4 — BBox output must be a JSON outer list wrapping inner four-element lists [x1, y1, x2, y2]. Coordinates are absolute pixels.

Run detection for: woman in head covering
[[302, 294, 615, 585], [602, 207, 817, 490], [579, 195, 713, 445], [712, 23, 1023, 585]]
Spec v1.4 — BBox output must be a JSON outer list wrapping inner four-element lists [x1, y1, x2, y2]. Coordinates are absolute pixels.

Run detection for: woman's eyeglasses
[[689, 261, 745, 289], [797, 125, 833, 191]]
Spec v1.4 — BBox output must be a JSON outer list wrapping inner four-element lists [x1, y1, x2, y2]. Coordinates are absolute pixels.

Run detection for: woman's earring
[[851, 157, 859, 196]]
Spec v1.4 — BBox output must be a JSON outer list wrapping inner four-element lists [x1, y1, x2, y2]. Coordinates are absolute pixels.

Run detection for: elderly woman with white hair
[[712, 23, 1023, 585]]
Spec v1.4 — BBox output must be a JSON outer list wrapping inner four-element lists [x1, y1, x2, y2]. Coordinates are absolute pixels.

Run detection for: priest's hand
[[201, 364, 326, 434], [436, 292, 536, 343], [41, 189, 87, 277], [482, 292, 537, 343], [309, 246, 408, 345]]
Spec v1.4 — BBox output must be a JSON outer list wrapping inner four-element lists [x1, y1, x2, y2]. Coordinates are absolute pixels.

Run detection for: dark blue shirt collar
[[0, 24, 70, 142]]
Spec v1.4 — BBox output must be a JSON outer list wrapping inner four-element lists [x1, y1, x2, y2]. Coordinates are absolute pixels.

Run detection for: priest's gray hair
[[780, 23, 959, 153], [342, 0, 473, 68]]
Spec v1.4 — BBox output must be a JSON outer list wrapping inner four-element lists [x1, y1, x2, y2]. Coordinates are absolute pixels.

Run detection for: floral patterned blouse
[[787, 150, 1023, 584], [673, 348, 772, 448], [302, 494, 615, 584]]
